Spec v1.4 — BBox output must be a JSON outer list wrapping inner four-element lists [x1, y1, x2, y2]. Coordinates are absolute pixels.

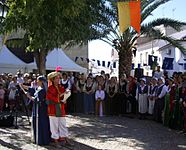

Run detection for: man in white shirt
[[153, 66, 163, 79]]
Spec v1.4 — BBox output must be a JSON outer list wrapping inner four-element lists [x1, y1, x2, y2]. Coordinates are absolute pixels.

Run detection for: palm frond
[[100, 38, 113, 46], [160, 36, 186, 54], [141, 0, 171, 23], [141, 18, 186, 35], [141, 0, 155, 12], [141, 27, 186, 54]]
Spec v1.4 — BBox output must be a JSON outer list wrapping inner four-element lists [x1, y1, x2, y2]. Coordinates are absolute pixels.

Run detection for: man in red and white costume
[[46, 72, 72, 146]]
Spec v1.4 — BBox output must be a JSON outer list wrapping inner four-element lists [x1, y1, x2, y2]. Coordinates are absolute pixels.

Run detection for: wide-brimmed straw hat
[[47, 72, 60, 80]]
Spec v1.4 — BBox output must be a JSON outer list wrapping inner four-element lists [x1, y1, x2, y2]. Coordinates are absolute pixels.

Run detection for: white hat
[[152, 77, 158, 81], [158, 77, 165, 83], [140, 78, 146, 83]]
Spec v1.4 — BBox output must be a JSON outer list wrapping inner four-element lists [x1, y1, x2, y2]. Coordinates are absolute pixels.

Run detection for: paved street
[[0, 114, 186, 150]]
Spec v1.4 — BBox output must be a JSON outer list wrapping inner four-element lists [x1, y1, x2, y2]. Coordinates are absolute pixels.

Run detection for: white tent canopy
[[0, 45, 35, 74], [0, 46, 87, 74], [45, 48, 87, 73]]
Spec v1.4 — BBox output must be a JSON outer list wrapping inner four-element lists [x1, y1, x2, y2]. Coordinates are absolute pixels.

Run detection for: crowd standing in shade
[[0, 68, 186, 147]]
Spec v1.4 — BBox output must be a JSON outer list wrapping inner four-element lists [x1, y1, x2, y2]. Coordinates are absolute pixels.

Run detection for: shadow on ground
[[68, 114, 186, 150], [0, 114, 186, 150]]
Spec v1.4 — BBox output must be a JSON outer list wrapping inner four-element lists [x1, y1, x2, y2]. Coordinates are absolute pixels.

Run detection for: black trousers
[[154, 98, 164, 122]]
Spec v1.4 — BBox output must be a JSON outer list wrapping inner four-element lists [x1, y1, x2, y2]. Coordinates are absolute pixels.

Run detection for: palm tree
[[91, 0, 186, 77]]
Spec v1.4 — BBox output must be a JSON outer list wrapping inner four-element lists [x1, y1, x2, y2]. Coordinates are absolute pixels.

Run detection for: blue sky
[[147, 0, 186, 22], [89, 0, 186, 61]]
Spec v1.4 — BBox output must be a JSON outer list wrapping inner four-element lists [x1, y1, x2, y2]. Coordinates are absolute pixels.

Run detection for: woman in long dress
[[118, 75, 128, 115], [76, 74, 85, 113], [22, 76, 50, 145], [83, 76, 95, 114], [106, 77, 118, 116]]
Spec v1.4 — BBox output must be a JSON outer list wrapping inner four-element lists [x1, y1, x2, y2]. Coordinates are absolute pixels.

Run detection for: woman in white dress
[[136, 78, 148, 119]]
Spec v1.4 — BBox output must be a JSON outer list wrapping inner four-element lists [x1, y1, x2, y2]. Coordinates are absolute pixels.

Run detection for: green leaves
[[3, 0, 108, 51]]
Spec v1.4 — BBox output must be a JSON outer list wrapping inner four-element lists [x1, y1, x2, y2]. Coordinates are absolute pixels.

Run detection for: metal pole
[[36, 97, 39, 150]]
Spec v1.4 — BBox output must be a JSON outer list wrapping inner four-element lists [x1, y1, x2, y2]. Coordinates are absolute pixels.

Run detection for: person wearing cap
[[148, 77, 158, 115], [46, 72, 73, 146], [136, 78, 148, 119], [154, 77, 167, 123]]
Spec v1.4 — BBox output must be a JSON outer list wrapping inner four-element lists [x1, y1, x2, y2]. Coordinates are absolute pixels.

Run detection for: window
[[166, 49, 171, 55], [162, 57, 174, 70]]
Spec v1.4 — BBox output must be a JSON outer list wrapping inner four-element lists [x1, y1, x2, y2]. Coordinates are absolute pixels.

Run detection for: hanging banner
[[117, 0, 141, 33]]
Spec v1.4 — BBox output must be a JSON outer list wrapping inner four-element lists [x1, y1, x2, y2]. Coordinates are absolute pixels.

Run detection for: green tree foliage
[[2, 0, 108, 74]]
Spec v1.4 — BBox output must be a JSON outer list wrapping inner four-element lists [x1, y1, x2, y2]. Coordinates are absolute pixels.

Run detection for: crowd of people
[[0, 68, 186, 146]]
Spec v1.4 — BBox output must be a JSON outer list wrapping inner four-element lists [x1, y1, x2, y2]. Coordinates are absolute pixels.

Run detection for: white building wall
[[135, 39, 166, 76], [136, 29, 186, 77]]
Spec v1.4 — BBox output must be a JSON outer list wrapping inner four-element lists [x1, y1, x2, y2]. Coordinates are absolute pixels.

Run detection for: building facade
[[134, 26, 186, 77]]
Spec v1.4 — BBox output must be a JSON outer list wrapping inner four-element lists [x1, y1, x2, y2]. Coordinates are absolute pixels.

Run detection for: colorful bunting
[[107, 61, 111, 68], [86, 58, 90, 63], [75, 56, 78, 62], [113, 62, 116, 68], [138, 64, 141, 69], [102, 61, 105, 67], [80, 57, 84, 61], [97, 60, 101, 66], [74, 56, 117, 69]]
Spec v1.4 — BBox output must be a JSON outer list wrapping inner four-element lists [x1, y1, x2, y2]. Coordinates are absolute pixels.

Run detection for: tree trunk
[[34, 49, 47, 75], [119, 47, 132, 78]]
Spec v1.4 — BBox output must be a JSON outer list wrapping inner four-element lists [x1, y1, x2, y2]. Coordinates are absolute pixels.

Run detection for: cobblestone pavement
[[0, 114, 186, 150]]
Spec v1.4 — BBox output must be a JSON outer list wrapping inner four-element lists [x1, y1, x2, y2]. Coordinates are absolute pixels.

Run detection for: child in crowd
[[95, 84, 105, 117], [0, 83, 5, 112]]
